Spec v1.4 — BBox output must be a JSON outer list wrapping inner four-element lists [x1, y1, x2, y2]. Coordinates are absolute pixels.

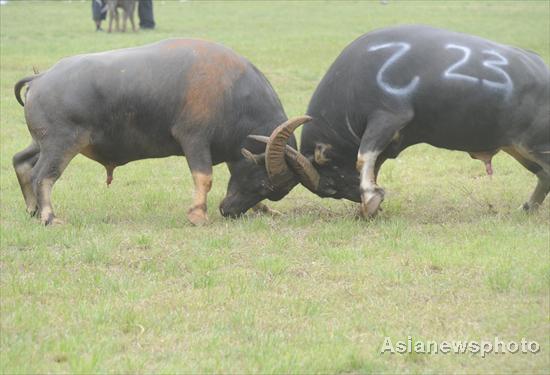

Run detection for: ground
[[0, 1, 549, 373]]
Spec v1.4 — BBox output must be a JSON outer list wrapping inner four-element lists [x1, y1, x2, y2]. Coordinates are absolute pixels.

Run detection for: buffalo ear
[[314, 143, 332, 165], [241, 148, 266, 165]]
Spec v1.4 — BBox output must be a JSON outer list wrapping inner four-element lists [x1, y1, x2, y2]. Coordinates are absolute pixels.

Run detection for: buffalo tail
[[14, 74, 42, 107]]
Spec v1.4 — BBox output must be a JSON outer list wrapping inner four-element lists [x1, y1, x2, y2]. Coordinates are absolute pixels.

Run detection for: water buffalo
[[106, 0, 137, 33], [258, 25, 550, 217], [13, 39, 315, 225]]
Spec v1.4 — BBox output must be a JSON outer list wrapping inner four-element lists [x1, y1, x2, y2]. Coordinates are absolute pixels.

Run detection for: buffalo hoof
[[187, 206, 208, 226], [27, 206, 38, 217], [360, 188, 385, 219], [264, 207, 282, 217], [521, 202, 539, 213], [41, 214, 64, 226], [251, 203, 282, 217]]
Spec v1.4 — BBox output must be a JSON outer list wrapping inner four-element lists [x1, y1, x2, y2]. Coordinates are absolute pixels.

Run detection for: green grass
[[1, 1, 549, 373]]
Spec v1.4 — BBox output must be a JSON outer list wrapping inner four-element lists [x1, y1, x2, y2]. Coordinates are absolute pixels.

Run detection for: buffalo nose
[[219, 200, 240, 218]]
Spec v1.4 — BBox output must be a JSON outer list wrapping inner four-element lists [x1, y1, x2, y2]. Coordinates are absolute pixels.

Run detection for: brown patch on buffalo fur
[[187, 172, 212, 225], [314, 143, 332, 165], [356, 157, 364, 173], [191, 172, 212, 208], [182, 42, 247, 123], [163, 39, 198, 50], [80, 144, 96, 159]]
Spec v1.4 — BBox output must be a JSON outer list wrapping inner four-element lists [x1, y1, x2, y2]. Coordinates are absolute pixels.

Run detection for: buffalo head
[[242, 115, 361, 208], [219, 116, 321, 217]]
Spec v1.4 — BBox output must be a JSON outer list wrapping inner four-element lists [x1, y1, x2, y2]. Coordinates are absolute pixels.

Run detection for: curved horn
[[241, 148, 265, 165], [263, 116, 320, 191], [281, 146, 320, 192], [247, 135, 270, 144], [247, 135, 318, 189]]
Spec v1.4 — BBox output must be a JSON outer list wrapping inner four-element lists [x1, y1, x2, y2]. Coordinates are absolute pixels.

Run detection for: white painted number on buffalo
[[481, 50, 513, 96], [368, 42, 420, 96], [443, 43, 513, 97], [444, 44, 478, 83], [368, 42, 514, 99]]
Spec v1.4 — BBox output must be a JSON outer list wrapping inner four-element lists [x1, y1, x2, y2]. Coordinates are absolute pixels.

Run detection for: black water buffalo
[[13, 39, 315, 225], [260, 25, 550, 217]]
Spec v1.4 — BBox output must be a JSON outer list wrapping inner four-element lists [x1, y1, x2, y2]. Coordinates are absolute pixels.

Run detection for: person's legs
[[138, 0, 155, 29], [92, 0, 106, 31]]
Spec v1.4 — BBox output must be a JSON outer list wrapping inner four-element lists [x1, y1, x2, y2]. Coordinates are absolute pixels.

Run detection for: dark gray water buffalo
[[13, 39, 315, 225], [262, 25, 550, 217], [106, 0, 137, 33]]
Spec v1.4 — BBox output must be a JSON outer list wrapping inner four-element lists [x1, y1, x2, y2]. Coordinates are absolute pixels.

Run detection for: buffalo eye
[[314, 143, 332, 165]]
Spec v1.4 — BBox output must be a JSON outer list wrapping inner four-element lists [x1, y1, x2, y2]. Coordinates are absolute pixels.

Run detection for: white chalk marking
[[444, 43, 513, 97], [481, 49, 513, 96], [444, 44, 479, 83], [368, 42, 420, 96]]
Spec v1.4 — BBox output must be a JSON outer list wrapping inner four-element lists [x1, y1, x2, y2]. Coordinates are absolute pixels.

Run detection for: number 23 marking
[[444, 44, 513, 96]]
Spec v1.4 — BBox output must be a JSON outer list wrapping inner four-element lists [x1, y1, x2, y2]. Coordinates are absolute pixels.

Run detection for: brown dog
[[106, 0, 136, 33]]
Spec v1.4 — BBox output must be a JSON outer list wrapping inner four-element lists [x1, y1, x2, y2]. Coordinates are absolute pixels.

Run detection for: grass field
[[1, 1, 549, 373]]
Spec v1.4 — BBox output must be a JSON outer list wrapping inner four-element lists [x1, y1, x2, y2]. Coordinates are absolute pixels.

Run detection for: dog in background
[[106, 0, 137, 33]]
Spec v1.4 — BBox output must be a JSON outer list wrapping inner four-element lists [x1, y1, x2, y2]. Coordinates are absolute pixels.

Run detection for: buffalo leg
[[108, 9, 114, 33], [181, 144, 213, 225], [31, 145, 79, 225], [525, 173, 550, 210], [13, 141, 40, 215], [121, 10, 128, 32], [524, 148, 550, 210], [109, 9, 120, 32], [115, 10, 120, 32], [128, 6, 136, 32], [188, 171, 212, 225], [356, 111, 412, 218], [504, 146, 550, 211]]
